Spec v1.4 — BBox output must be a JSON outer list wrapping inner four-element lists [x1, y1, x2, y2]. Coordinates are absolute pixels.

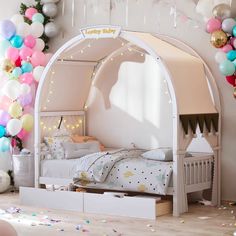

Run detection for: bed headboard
[[39, 111, 86, 140]]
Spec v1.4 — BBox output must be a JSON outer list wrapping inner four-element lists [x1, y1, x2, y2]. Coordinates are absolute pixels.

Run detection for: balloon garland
[[206, 3, 236, 98], [0, 0, 60, 153]]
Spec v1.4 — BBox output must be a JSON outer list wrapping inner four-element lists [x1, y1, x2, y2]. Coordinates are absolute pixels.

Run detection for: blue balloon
[[0, 125, 5, 138], [0, 20, 16, 40], [233, 25, 236, 37], [219, 60, 236, 76], [10, 35, 23, 48], [227, 50, 236, 61], [0, 137, 10, 152], [32, 13, 45, 24], [12, 67, 22, 78], [21, 62, 33, 73]]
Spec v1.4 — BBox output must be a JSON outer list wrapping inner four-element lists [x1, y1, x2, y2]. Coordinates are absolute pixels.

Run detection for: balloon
[[226, 75, 236, 86], [10, 35, 23, 48], [25, 7, 38, 20], [222, 18, 236, 34], [41, 0, 60, 3], [30, 22, 44, 38], [0, 110, 10, 126], [31, 51, 46, 66], [15, 57, 22, 67], [233, 25, 236, 37], [33, 38, 45, 51], [21, 114, 33, 132], [0, 96, 11, 111], [6, 47, 19, 62], [227, 50, 236, 61], [24, 35, 36, 49], [45, 53, 53, 64], [32, 13, 45, 24], [10, 14, 24, 26], [0, 20, 16, 39], [0, 126, 6, 138], [16, 22, 30, 37], [215, 51, 226, 64], [17, 129, 29, 140], [219, 60, 235, 76], [1, 59, 15, 73], [12, 67, 22, 78], [221, 44, 233, 53], [19, 47, 33, 60], [21, 62, 33, 73], [213, 4, 231, 20], [42, 3, 58, 17], [20, 83, 31, 95], [33, 66, 45, 82], [0, 138, 11, 152], [19, 73, 34, 85], [18, 93, 32, 107], [7, 119, 22, 136], [8, 102, 23, 118], [44, 22, 59, 38], [2, 80, 21, 100], [0, 40, 11, 57], [206, 18, 221, 33], [210, 30, 228, 48]]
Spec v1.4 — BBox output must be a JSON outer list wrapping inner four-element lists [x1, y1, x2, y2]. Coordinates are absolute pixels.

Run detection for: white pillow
[[142, 148, 173, 161], [63, 141, 100, 159], [44, 136, 72, 159]]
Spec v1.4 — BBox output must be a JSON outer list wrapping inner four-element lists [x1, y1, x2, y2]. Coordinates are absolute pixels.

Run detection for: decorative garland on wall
[[206, 3, 236, 98], [0, 0, 60, 153]]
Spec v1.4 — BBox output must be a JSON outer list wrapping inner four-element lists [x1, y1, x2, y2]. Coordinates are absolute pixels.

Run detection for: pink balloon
[[24, 35, 36, 49], [25, 8, 38, 20], [221, 44, 233, 53], [0, 96, 12, 110], [6, 47, 19, 62], [45, 53, 53, 65], [206, 18, 222, 33], [31, 51, 46, 67], [17, 129, 29, 141], [18, 93, 33, 107], [23, 105, 33, 114], [19, 47, 33, 61], [19, 73, 34, 85]]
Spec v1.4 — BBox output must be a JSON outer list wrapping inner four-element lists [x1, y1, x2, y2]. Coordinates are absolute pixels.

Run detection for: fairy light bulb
[[120, 52, 124, 56], [121, 42, 125, 46], [110, 58, 113, 61], [80, 50, 84, 54], [141, 53, 144, 57], [49, 91, 53, 94], [52, 71, 55, 75], [88, 44, 91, 48], [128, 48, 132, 52]]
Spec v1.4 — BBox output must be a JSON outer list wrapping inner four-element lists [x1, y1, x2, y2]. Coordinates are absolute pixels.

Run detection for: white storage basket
[[12, 154, 34, 188]]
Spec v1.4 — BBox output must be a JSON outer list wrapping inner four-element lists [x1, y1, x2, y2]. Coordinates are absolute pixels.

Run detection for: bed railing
[[184, 155, 214, 193]]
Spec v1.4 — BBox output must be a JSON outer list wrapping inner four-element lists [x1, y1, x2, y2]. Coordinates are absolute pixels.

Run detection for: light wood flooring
[[0, 193, 235, 236]]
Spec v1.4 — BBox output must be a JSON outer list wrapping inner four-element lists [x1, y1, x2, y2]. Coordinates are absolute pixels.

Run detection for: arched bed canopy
[[34, 26, 221, 216]]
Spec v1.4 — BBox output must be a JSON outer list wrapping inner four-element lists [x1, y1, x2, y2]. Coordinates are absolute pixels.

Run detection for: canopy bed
[[23, 26, 221, 217]]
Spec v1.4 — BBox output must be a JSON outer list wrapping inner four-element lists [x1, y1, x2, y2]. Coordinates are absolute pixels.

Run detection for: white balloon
[[3, 80, 21, 100], [196, 0, 214, 19], [17, 22, 30, 37], [0, 171, 10, 193], [30, 22, 44, 38], [233, 40, 236, 49], [21, 0, 35, 5], [7, 119, 22, 136], [10, 14, 24, 26], [33, 66, 45, 82], [41, 0, 60, 3], [215, 51, 227, 64], [20, 84, 31, 95], [33, 38, 45, 51]]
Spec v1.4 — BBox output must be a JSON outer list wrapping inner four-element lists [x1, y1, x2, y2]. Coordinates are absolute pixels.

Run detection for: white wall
[[0, 0, 236, 201]]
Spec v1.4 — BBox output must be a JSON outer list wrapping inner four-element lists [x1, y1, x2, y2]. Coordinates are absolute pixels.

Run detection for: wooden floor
[[0, 193, 235, 236]]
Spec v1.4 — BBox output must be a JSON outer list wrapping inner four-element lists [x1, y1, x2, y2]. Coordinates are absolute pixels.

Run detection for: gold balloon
[[210, 30, 228, 48], [1, 59, 15, 73], [213, 4, 231, 20]]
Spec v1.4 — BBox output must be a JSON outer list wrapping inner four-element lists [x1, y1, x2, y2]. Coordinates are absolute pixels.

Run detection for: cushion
[[142, 148, 173, 161], [71, 135, 105, 151], [63, 141, 101, 159], [44, 136, 72, 159]]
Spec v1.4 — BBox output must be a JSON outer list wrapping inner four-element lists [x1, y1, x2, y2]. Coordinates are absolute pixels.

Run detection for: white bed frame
[[31, 26, 221, 217]]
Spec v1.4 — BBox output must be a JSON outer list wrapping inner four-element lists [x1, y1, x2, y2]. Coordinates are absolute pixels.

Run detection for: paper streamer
[[72, 0, 75, 27]]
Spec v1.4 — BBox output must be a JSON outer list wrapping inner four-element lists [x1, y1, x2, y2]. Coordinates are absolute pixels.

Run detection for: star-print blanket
[[73, 149, 173, 195]]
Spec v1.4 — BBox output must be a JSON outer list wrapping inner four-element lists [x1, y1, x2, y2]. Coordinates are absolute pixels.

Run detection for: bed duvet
[[73, 149, 173, 195]]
